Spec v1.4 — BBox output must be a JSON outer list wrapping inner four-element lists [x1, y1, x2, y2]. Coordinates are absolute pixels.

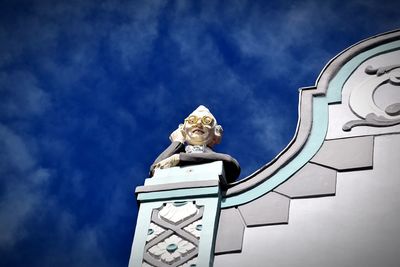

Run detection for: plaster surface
[[238, 192, 290, 226], [310, 136, 373, 171], [214, 134, 400, 267], [214, 208, 245, 254], [275, 163, 337, 198]]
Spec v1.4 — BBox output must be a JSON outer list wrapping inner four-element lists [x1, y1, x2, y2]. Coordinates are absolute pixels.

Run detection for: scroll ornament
[[343, 64, 400, 131]]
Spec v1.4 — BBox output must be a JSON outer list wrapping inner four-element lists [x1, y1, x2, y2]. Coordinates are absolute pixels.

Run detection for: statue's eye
[[186, 116, 198, 124], [202, 116, 213, 125]]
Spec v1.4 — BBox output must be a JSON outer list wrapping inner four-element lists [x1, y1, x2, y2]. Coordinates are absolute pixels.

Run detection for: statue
[[150, 105, 240, 183]]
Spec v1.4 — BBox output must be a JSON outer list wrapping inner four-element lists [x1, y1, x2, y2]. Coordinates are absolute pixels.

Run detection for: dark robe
[[150, 141, 240, 183]]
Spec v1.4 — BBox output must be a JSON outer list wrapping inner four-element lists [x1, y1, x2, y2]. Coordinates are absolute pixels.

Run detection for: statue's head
[[181, 105, 223, 147]]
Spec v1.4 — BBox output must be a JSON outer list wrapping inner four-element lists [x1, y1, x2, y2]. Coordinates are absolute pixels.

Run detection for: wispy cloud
[[0, 71, 50, 119], [0, 124, 50, 248], [1, 1, 399, 266], [108, 1, 165, 71]]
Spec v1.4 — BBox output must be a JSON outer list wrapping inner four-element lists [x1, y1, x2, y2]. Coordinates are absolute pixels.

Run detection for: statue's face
[[183, 109, 216, 146]]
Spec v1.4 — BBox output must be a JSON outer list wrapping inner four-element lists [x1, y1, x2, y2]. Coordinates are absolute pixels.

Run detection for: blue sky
[[0, 0, 399, 266]]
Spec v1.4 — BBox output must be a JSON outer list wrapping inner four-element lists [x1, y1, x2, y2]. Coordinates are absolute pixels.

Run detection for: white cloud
[[0, 71, 50, 119], [0, 124, 35, 173], [0, 183, 39, 248], [1, 0, 399, 265], [0, 120, 126, 264], [0, 124, 51, 248], [221, 2, 339, 85], [106, 1, 166, 71]]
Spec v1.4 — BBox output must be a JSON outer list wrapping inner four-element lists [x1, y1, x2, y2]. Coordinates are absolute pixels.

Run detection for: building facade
[[129, 30, 400, 267]]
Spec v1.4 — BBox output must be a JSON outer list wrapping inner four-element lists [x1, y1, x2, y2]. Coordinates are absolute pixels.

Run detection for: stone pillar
[[128, 161, 225, 267]]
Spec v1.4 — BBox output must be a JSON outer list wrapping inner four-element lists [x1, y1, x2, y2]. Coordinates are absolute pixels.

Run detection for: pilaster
[[129, 161, 225, 267]]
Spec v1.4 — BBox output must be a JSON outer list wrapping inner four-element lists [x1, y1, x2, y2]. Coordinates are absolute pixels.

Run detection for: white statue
[[151, 105, 240, 183]]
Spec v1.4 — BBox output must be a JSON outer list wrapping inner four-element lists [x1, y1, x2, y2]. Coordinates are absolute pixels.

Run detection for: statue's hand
[[169, 125, 185, 143], [154, 154, 180, 170]]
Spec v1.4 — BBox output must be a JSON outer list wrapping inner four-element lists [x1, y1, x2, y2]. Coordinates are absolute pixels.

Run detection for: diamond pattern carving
[[148, 235, 195, 264], [159, 201, 199, 224]]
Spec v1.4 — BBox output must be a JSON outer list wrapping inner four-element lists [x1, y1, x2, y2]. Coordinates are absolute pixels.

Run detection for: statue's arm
[[150, 141, 185, 175]]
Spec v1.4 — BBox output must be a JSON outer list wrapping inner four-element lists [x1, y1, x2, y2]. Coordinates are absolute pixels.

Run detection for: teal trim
[[137, 186, 219, 202], [197, 197, 220, 267], [221, 40, 400, 208], [166, 243, 178, 253], [128, 201, 163, 267], [221, 97, 328, 207], [327, 41, 400, 102], [173, 200, 188, 207]]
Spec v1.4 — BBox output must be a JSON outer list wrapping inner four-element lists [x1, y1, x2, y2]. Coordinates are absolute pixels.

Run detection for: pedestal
[[128, 161, 225, 267]]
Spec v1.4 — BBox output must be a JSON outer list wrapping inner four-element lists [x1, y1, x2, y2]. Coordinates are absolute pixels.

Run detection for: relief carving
[[343, 64, 400, 131], [142, 201, 203, 267]]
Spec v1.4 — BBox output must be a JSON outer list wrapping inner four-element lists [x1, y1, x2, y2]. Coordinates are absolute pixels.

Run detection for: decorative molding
[[147, 223, 166, 242], [221, 32, 400, 208], [137, 186, 219, 202], [343, 64, 400, 131], [183, 219, 202, 239], [365, 64, 400, 76], [159, 202, 199, 224], [178, 257, 197, 267], [142, 201, 204, 267], [223, 30, 400, 200], [148, 235, 196, 264], [343, 113, 400, 131], [136, 180, 219, 194], [214, 32, 400, 257]]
